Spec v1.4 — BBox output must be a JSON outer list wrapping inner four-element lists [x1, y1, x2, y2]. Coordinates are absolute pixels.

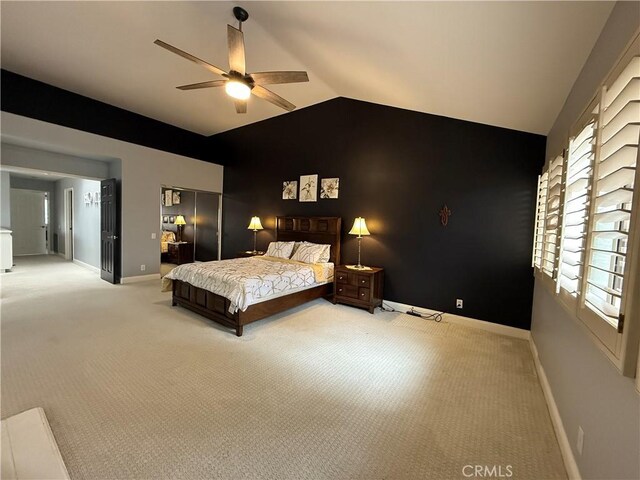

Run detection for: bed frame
[[172, 216, 342, 336]]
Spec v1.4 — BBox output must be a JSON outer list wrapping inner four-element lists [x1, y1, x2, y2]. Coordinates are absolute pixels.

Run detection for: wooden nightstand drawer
[[358, 287, 370, 300], [357, 275, 371, 288], [336, 284, 358, 299], [336, 272, 349, 284]]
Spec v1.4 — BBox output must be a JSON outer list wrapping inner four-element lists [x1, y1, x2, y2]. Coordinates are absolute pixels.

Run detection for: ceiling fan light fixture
[[225, 80, 251, 100]]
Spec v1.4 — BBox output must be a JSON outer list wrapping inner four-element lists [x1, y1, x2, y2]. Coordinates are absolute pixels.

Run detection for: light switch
[[151, 233, 157, 240]]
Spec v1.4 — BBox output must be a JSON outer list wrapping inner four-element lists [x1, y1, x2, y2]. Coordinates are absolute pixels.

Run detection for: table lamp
[[248, 216, 263, 254], [174, 215, 186, 242], [348, 217, 371, 270]]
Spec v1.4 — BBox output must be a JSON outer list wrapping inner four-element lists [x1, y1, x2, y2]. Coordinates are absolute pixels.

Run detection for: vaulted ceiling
[[1, 1, 613, 136]]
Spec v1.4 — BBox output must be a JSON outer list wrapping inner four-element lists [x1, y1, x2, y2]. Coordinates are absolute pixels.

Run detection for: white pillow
[[290, 243, 328, 264], [302, 242, 331, 263], [265, 241, 295, 259], [291, 241, 304, 256]]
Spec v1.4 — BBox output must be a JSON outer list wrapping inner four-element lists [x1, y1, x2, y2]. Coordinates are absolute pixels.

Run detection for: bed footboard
[[172, 280, 332, 336]]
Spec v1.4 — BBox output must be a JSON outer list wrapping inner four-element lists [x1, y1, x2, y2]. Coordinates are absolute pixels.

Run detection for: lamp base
[[345, 265, 372, 271]]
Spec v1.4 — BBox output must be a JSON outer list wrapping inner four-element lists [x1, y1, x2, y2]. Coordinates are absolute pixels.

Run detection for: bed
[[166, 216, 341, 336]]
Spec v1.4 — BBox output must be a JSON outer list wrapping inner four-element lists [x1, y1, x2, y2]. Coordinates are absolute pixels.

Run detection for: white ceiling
[[1, 1, 613, 136]]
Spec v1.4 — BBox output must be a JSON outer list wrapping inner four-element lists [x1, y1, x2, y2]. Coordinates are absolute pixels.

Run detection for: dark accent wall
[[214, 97, 546, 330], [1, 69, 211, 162]]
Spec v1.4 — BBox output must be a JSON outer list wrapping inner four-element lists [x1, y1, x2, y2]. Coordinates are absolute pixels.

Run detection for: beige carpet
[[1, 256, 566, 480]]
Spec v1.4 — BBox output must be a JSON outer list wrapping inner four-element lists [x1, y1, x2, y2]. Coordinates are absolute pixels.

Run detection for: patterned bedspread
[[163, 256, 333, 313]]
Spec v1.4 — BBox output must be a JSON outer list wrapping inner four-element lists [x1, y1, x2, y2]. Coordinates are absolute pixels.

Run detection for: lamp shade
[[349, 217, 370, 236], [248, 216, 263, 231], [174, 215, 187, 226]]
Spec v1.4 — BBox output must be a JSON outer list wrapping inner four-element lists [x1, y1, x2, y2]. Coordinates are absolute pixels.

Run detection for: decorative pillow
[[291, 241, 304, 257], [161, 231, 176, 243], [290, 243, 328, 264], [302, 242, 331, 263], [265, 241, 295, 259]]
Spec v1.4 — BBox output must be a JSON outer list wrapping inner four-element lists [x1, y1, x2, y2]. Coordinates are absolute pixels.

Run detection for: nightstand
[[167, 242, 194, 265], [333, 265, 384, 314], [236, 250, 265, 258]]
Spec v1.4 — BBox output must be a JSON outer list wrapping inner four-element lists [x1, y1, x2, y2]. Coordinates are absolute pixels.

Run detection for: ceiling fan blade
[[251, 85, 296, 111], [154, 39, 227, 77], [227, 25, 246, 75], [250, 71, 309, 85], [234, 99, 247, 114], [177, 80, 227, 90]]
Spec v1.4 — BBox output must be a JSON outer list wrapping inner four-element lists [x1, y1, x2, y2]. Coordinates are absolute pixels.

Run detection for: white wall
[[0, 172, 11, 229], [55, 178, 101, 268], [531, 3, 640, 480], [1, 143, 110, 180], [1, 112, 224, 279]]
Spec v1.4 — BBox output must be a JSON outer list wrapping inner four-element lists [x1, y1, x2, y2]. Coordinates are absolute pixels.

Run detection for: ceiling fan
[[154, 6, 309, 114]]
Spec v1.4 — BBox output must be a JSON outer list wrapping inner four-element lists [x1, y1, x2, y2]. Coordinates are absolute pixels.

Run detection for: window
[[557, 103, 598, 301], [532, 172, 548, 269], [532, 36, 640, 375], [579, 53, 639, 359], [542, 154, 564, 279]]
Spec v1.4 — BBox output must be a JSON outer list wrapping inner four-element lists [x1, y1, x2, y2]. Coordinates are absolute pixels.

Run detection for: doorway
[[10, 189, 48, 255], [64, 187, 74, 261]]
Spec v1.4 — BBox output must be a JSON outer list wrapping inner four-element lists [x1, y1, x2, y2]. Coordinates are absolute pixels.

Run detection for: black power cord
[[380, 303, 443, 322], [380, 302, 397, 312]]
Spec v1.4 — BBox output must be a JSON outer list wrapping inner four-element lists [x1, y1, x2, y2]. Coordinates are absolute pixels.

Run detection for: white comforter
[[164, 256, 333, 313]]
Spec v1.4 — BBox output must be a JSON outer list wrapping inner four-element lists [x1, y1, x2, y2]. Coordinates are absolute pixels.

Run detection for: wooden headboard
[[275, 216, 342, 264]]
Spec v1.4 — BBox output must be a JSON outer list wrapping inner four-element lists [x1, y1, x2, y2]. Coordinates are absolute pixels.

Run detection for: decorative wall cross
[[439, 204, 452, 226]]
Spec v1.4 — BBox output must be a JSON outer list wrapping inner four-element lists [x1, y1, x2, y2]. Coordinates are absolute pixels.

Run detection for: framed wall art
[[282, 181, 297, 200], [299, 174, 318, 202], [320, 178, 339, 199]]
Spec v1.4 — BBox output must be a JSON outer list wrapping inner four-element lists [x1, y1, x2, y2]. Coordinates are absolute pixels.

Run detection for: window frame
[[533, 32, 640, 377], [556, 97, 600, 312]]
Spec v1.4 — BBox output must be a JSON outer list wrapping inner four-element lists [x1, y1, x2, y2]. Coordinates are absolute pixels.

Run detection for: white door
[[10, 189, 47, 255]]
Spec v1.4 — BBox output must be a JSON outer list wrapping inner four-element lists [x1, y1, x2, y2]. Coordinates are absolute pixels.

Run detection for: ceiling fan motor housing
[[233, 7, 249, 23]]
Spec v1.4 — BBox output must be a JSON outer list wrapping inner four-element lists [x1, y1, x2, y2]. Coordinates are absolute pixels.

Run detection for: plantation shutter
[[542, 155, 564, 278], [583, 55, 639, 330], [558, 108, 598, 297], [532, 172, 548, 269]]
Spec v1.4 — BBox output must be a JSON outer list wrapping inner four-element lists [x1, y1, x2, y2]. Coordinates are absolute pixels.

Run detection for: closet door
[[195, 192, 220, 262]]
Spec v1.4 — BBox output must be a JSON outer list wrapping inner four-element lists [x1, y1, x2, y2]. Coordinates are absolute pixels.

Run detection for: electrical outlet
[[577, 426, 584, 455], [140, 264, 146, 272], [151, 233, 157, 240], [456, 299, 463, 309]]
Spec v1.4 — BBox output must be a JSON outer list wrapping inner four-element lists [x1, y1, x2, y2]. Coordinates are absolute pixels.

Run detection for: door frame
[[63, 187, 74, 261]]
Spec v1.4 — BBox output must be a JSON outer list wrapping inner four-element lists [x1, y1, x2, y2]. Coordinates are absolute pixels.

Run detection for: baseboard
[[529, 338, 581, 480], [120, 273, 161, 284], [72, 258, 100, 274], [383, 300, 530, 340]]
